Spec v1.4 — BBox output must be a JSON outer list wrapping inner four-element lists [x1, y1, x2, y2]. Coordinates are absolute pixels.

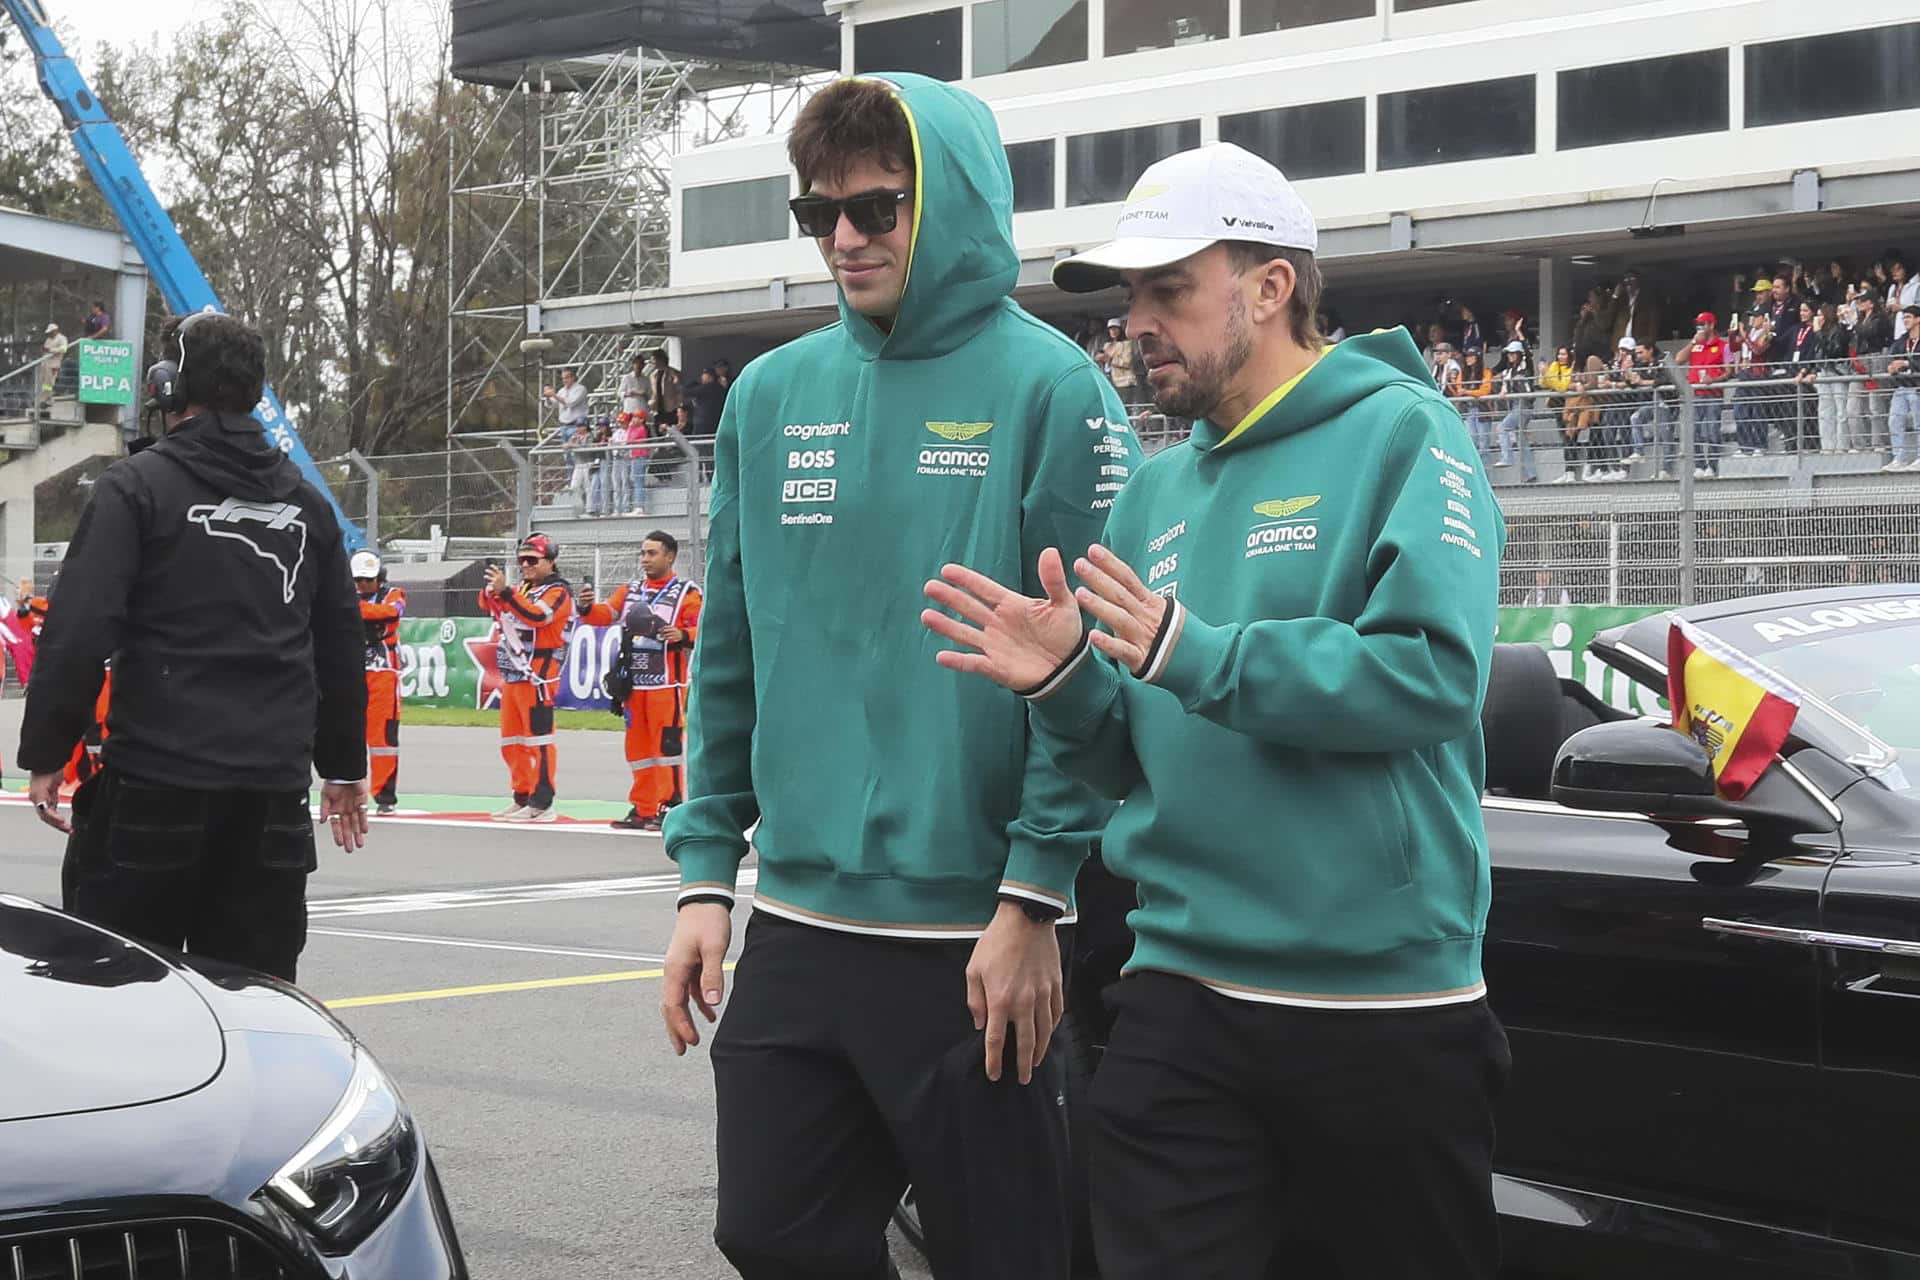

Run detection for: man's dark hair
[[1222, 242, 1325, 348], [644, 530, 678, 555], [91, 300, 105, 310], [649, 349, 669, 365], [561, 365, 578, 377], [788, 78, 914, 192], [160, 312, 266, 414]]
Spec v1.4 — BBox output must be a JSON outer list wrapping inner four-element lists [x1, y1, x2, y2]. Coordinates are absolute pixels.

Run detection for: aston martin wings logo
[[1125, 182, 1170, 204], [1253, 495, 1321, 519], [187, 498, 309, 604], [926, 421, 994, 442]]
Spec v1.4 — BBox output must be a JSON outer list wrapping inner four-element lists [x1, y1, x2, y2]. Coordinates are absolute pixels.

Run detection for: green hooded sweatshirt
[[664, 73, 1142, 935], [1029, 329, 1505, 1005]]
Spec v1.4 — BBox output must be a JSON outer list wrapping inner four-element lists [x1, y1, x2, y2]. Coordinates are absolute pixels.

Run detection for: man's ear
[[1250, 257, 1297, 327]]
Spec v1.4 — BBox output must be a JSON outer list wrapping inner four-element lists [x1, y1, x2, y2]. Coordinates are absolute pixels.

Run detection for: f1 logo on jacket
[[187, 498, 309, 604]]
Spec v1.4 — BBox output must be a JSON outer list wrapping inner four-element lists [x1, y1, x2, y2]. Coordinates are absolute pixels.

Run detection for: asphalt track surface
[[0, 700, 932, 1279]]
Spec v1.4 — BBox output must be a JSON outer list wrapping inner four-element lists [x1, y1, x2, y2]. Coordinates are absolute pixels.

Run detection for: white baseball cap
[[1617, 336, 1636, 350], [1054, 142, 1318, 294], [1504, 339, 1526, 353], [350, 551, 382, 578]]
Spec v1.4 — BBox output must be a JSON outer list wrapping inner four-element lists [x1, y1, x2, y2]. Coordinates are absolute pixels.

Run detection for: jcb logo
[[787, 449, 836, 470], [782, 478, 838, 503]]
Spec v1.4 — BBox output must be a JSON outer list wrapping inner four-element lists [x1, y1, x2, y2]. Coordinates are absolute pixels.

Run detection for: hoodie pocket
[[1366, 761, 1414, 892]]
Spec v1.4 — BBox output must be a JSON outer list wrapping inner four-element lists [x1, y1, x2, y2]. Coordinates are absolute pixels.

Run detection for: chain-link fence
[[319, 443, 528, 549]]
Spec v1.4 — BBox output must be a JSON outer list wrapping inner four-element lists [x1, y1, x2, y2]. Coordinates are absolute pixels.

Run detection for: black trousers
[[711, 913, 1073, 1280], [60, 768, 317, 982], [1089, 972, 1510, 1280]]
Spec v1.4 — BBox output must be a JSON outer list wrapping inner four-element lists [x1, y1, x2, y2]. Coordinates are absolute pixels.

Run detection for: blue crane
[[3, 0, 368, 550]]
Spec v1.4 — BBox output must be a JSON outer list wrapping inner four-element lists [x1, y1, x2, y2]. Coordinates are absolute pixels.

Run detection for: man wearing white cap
[[352, 551, 407, 814], [923, 142, 1509, 1278], [41, 321, 68, 406]]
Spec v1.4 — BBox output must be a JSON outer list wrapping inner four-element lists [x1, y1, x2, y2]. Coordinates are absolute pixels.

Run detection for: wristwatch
[[998, 892, 1063, 924]]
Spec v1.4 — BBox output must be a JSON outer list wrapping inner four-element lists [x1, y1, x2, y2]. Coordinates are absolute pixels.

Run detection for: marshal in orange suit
[[352, 552, 407, 814], [577, 531, 700, 831]]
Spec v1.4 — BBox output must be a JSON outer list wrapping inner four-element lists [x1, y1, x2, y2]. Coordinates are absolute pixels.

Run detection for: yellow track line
[[324, 963, 735, 1009]]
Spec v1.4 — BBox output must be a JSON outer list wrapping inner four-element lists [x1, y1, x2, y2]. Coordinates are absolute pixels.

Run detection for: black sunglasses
[[517, 555, 541, 565], [789, 189, 910, 239]]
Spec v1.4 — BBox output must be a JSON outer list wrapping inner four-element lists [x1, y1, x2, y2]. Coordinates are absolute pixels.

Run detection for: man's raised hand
[[922, 548, 1084, 692]]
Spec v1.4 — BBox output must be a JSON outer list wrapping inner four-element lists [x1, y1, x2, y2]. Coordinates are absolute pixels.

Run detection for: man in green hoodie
[[924, 143, 1510, 1278], [659, 75, 1138, 1278]]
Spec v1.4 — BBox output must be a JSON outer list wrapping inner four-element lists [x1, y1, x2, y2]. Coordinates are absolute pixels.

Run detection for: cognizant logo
[[783, 421, 852, 441]]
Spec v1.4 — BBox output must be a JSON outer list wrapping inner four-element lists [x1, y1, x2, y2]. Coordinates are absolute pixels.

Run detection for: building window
[[1745, 21, 1920, 127], [1104, 0, 1227, 56], [853, 10, 963, 82], [1242, 0, 1372, 32], [1220, 99, 1365, 181], [682, 177, 790, 252], [975, 0, 1087, 76], [1006, 140, 1056, 213], [1558, 50, 1728, 150], [1067, 121, 1201, 205], [1379, 76, 1535, 170]]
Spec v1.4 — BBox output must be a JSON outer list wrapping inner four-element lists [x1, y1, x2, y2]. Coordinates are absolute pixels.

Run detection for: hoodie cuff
[[671, 840, 743, 908], [1026, 642, 1123, 739], [1147, 602, 1230, 709]]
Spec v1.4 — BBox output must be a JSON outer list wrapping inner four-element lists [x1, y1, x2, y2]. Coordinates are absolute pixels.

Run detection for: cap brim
[[1052, 237, 1224, 294]]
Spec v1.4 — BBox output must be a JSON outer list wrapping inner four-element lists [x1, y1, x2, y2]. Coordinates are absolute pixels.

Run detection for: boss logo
[[782, 478, 838, 503], [787, 449, 837, 470], [1147, 554, 1178, 584]]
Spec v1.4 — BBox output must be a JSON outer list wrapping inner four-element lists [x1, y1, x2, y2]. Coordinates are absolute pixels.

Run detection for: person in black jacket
[[16, 311, 368, 982]]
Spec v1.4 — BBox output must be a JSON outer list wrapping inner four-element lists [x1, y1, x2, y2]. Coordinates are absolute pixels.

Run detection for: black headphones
[[143, 307, 217, 416]]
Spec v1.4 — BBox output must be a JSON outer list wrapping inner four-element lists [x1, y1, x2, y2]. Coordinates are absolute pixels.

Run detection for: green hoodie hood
[[1188, 328, 1438, 455], [836, 73, 1020, 361]]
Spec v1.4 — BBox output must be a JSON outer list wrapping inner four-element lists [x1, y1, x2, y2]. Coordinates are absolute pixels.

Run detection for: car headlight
[[266, 1047, 419, 1251]]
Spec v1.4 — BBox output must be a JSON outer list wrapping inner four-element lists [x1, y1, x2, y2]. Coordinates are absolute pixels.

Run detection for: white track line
[[307, 926, 668, 964], [309, 868, 758, 918]]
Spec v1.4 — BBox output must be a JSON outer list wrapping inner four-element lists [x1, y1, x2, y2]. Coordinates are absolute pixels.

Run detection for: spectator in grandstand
[[1889, 257, 1919, 312], [1099, 317, 1143, 405], [1809, 303, 1850, 454], [1572, 287, 1612, 371], [1594, 336, 1638, 478], [1501, 309, 1529, 348], [1626, 338, 1671, 479], [586, 418, 612, 516], [1555, 360, 1602, 484], [1492, 340, 1536, 481], [1849, 286, 1894, 452], [544, 366, 589, 432], [1428, 339, 1461, 390], [682, 365, 725, 440], [1457, 304, 1483, 354], [714, 358, 734, 411], [82, 301, 110, 341], [1682, 312, 1730, 478], [1456, 346, 1493, 460], [1522, 568, 1571, 607], [1608, 270, 1660, 349], [1886, 304, 1920, 472], [618, 354, 647, 418], [1814, 260, 1851, 306], [1539, 344, 1575, 403], [39, 322, 66, 406], [618, 411, 651, 515], [564, 422, 594, 515], [1319, 303, 1347, 343], [605, 414, 634, 515], [1787, 301, 1821, 453], [647, 348, 682, 428], [1733, 310, 1776, 456], [1763, 275, 1802, 349]]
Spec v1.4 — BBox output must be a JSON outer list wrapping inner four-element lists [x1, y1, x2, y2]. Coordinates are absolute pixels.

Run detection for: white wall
[[669, 0, 1915, 290]]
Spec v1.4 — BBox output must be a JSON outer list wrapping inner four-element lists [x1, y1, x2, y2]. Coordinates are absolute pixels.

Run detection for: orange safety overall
[[481, 578, 574, 810], [359, 585, 408, 807], [582, 575, 702, 815]]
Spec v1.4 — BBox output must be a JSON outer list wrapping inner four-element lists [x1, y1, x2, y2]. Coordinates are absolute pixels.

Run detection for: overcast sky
[[52, 1, 210, 57]]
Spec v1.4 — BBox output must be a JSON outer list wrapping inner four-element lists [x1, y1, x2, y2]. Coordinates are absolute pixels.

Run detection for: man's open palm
[[922, 548, 1083, 692]]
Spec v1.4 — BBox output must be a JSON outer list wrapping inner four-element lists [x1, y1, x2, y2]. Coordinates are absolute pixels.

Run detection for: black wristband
[[1015, 628, 1091, 701], [998, 892, 1064, 923], [1131, 598, 1180, 680], [678, 893, 733, 911]]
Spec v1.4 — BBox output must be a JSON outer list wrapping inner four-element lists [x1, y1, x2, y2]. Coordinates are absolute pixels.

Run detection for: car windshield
[[1714, 595, 1920, 769]]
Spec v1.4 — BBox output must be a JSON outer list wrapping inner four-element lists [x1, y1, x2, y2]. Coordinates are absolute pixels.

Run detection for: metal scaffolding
[[446, 50, 819, 443]]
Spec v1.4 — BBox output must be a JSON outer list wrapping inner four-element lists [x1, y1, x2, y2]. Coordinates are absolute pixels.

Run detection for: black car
[[901, 585, 1920, 1276], [0, 895, 467, 1279]]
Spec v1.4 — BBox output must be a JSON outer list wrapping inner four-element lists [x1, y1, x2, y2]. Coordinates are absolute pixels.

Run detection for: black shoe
[[609, 808, 646, 830], [375, 803, 396, 816]]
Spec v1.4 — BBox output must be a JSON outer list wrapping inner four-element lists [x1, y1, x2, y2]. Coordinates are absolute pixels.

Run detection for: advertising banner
[[396, 606, 1670, 715], [396, 617, 623, 713], [76, 339, 136, 406]]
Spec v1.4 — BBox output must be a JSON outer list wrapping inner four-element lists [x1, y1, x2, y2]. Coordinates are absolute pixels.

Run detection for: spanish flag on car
[[1666, 616, 1801, 800]]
